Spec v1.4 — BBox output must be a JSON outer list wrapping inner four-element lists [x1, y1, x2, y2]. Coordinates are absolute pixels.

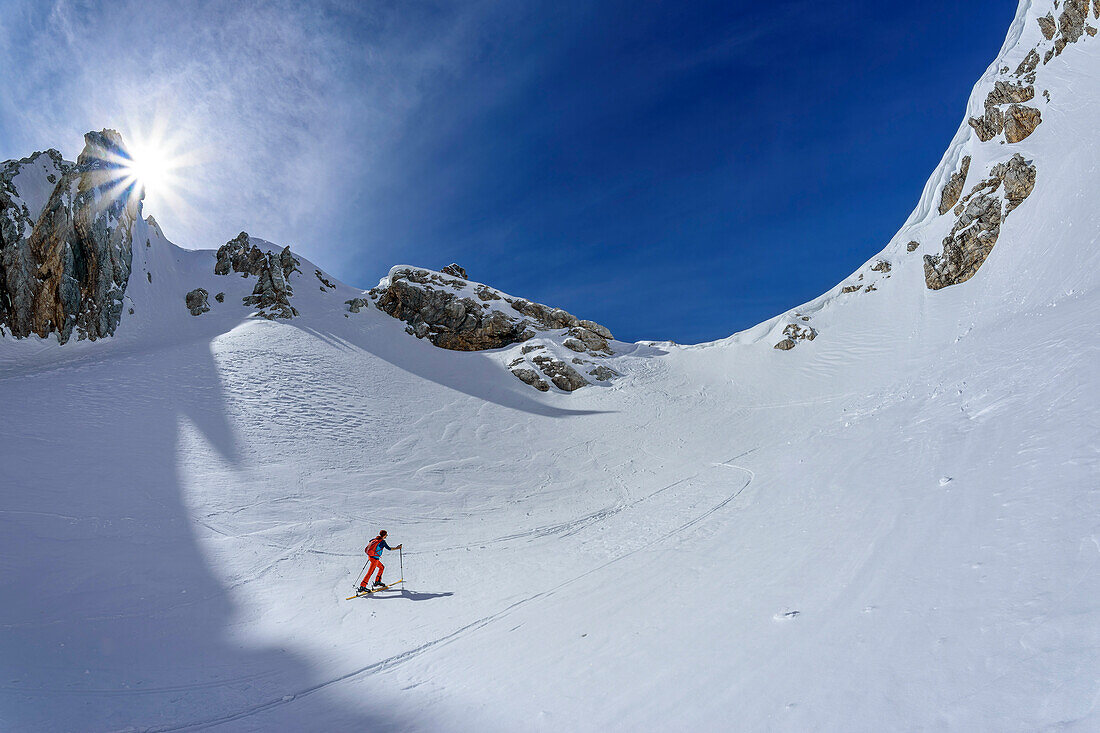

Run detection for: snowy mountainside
[[2, 1, 1100, 731]]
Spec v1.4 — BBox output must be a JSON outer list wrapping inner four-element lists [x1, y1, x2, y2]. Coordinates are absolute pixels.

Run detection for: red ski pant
[[362, 557, 384, 585]]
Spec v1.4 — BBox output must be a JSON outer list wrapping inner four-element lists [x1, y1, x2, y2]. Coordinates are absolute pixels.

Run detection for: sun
[[123, 140, 174, 194], [103, 116, 200, 223]]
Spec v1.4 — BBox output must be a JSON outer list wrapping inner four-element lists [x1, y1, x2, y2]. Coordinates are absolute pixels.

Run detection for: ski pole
[[399, 545, 404, 581]]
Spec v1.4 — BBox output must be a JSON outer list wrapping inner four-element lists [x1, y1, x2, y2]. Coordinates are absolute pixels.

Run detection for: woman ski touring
[[358, 530, 401, 593]]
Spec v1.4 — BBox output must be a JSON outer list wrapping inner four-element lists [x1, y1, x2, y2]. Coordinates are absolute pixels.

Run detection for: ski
[[346, 579, 404, 600]]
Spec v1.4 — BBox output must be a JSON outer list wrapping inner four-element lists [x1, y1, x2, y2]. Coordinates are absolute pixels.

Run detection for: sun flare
[[123, 140, 174, 194], [103, 116, 200, 223]]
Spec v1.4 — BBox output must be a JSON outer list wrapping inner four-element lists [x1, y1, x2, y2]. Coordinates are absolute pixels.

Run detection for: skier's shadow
[[396, 589, 455, 601]]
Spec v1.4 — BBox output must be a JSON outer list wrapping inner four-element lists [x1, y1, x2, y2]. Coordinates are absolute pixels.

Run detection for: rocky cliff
[[0, 130, 140, 343], [369, 265, 619, 391], [924, 0, 1097, 289]]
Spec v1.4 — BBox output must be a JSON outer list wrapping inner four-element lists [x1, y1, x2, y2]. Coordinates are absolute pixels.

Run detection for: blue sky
[[0, 1, 1015, 343]]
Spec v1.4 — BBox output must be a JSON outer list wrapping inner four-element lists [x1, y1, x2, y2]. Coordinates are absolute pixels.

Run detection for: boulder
[[345, 297, 369, 313], [185, 288, 210, 316], [907, 241, 920, 252]]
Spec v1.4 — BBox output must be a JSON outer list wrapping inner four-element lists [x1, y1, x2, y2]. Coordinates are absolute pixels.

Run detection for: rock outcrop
[[531, 354, 588, 392], [987, 80, 1035, 105], [773, 322, 817, 351], [1003, 104, 1042, 143], [511, 367, 550, 392], [213, 232, 301, 319], [441, 263, 467, 279], [370, 265, 619, 391], [0, 132, 141, 343], [939, 156, 971, 214], [968, 102, 1005, 142], [370, 266, 614, 356], [925, 154, 1036, 290], [0, 151, 71, 336]]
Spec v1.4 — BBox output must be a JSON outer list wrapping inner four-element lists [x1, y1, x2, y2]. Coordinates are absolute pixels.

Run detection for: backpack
[[365, 537, 383, 557]]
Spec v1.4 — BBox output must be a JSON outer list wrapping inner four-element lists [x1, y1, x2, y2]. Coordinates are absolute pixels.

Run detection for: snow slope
[[2, 2, 1099, 730]]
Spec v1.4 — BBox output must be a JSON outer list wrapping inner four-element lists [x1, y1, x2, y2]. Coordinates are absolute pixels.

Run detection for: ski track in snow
[[145, 459, 756, 731]]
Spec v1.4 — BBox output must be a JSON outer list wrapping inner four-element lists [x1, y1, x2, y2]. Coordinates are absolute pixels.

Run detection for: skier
[[358, 530, 401, 592]]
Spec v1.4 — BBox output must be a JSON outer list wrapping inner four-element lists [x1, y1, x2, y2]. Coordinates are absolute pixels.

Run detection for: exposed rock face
[[316, 269, 336, 291], [907, 241, 920, 252], [589, 365, 619, 382], [1058, 0, 1089, 44], [0, 131, 142, 343], [1003, 104, 1042, 143], [186, 288, 210, 316], [569, 325, 612, 354], [563, 337, 586, 352], [0, 151, 71, 335], [511, 367, 550, 392], [215, 232, 265, 276], [1038, 13, 1057, 39], [987, 81, 1035, 105], [373, 268, 527, 350], [215, 292, 225, 303], [968, 103, 1004, 142], [924, 154, 1036, 290], [441, 263, 467, 279], [370, 266, 614, 357], [213, 232, 301, 319], [939, 156, 971, 214], [532, 354, 588, 392], [1015, 49, 1040, 79], [243, 257, 298, 319], [870, 259, 892, 273], [999, 155, 1038, 213], [968, 80, 1041, 143]]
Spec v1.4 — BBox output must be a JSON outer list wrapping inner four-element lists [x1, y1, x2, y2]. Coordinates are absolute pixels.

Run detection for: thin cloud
[[0, 0, 489, 266]]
